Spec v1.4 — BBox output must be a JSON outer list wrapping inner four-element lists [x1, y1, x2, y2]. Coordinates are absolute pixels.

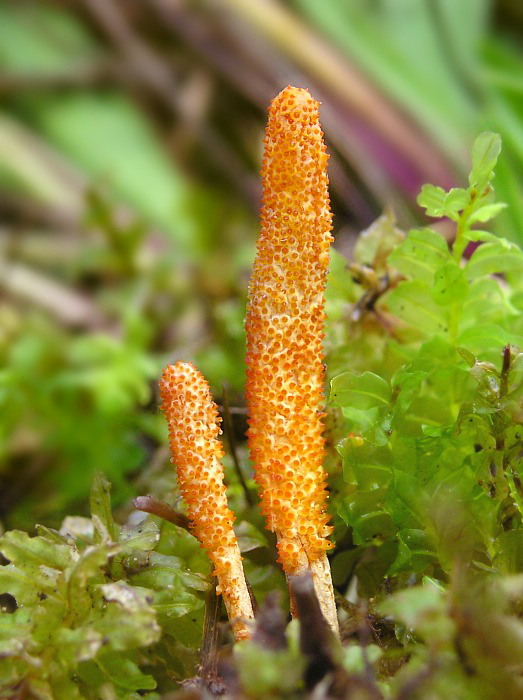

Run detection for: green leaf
[[465, 239, 523, 279], [389, 228, 450, 282], [458, 324, 523, 358], [48, 674, 83, 700], [462, 277, 516, 329], [443, 187, 471, 217], [66, 544, 113, 615], [55, 626, 103, 665], [130, 553, 207, 591], [354, 541, 398, 599], [457, 347, 477, 367], [468, 202, 507, 224], [96, 655, 157, 692], [507, 353, 523, 399], [339, 406, 389, 445], [330, 371, 391, 410], [494, 531, 523, 574], [0, 530, 72, 607], [390, 369, 427, 430], [417, 186, 470, 221], [385, 280, 448, 335], [151, 588, 204, 622], [462, 229, 500, 244], [331, 549, 360, 586], [339, 489, 393, 543], [89, 472, 117, 542], [469, 132, 502, 189], [0, 529, 72, 571], [96, 582, 161, 650], [35, 525, 71, 546], [338, 438, 392, 489], [385, 470, 431, 530], [416, 184, 447, 217], [388, 529, 437, 575], [0, 564, 58, 609], [119, 519, 160, 554], [432, 261, 468, 306], [0, 643, 26, 687]]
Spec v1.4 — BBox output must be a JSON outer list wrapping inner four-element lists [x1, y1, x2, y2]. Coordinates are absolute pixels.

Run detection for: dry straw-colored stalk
[[159, 361, 254, 641], [245, 86, 338, 635]]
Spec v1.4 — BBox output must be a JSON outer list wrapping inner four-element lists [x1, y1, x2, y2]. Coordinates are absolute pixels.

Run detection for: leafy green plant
[[0, 474, 209, 698], [325, 131, 523, 697]]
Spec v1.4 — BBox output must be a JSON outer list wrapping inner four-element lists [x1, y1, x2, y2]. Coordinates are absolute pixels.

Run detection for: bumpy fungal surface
[[245, 86, 334, 576], [160, 361, 253, 640]]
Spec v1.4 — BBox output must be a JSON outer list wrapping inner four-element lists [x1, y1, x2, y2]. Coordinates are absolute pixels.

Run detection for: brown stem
[[221, 386, 254, 507], [133, 495, 190, 531], [199, 577, 226, 694]]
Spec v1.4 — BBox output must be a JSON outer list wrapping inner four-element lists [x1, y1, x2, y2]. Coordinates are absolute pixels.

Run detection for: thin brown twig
[[0, 192, 80, 231], [0, 62, 114, 94], [0, 259, 107, 329], [220, 386, 254, 507], [133, 495, 191, 531], [199, 577, 226, 694]]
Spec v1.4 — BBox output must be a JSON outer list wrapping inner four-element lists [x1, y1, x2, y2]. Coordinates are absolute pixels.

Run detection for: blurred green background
[[1, 0, 522, 529]]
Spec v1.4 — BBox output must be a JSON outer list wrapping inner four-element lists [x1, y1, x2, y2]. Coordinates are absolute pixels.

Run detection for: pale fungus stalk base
[[160, 362, 254, 642], [217, 546, 254, 641], [279, 536, 338, 636], [246, 86, 339, 636], [310, 554, 339, 636]]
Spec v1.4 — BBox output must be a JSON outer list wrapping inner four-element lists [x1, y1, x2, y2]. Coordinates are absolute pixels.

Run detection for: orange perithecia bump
[[245, 87, 338, 633], [159, 362, 254, 640]]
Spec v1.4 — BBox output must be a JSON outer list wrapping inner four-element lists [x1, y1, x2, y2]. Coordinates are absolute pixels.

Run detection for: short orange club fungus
[[245, 86, 338, 634], [159, 362, 254, 641]]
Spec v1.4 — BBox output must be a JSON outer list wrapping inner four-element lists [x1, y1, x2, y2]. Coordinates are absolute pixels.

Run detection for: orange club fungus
[[159, 362, 254, 641], [245, 86, 339, 634]]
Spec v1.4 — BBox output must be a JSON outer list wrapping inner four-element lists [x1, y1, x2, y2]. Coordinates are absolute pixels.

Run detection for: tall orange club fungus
[[159, 362, 254, 641], [245, 86, 338, 634]]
